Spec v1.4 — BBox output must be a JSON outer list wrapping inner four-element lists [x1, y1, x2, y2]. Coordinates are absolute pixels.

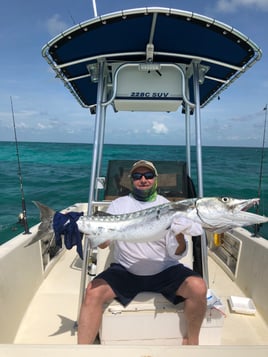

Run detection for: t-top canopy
[[42, 7, 261, 110]]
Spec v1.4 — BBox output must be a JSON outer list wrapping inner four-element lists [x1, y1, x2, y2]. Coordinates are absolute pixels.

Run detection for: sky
[[0, 0, 268, 147]]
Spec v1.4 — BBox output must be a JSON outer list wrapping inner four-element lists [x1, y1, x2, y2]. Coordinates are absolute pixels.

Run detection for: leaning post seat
[[104, 159, 195, 201]]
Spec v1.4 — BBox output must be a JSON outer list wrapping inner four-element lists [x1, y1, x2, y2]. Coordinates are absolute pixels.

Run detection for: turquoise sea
[[1, 141, 268, 244]]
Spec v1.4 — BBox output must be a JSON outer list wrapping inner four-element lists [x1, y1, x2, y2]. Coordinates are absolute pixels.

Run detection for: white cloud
[[216, 0, 268, 12], [15, 121, 28, 129], [37, 122, 54, 130], [151, 121, 169, 135], [46, 14, 69, 37], [18, 110, 39, 118]]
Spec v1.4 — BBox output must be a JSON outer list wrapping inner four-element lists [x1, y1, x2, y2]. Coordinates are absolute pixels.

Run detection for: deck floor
[[14, 249, 268, 345]]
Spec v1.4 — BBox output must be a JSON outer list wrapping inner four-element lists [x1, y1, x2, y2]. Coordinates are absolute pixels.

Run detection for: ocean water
[[1, 141, 267, 244]]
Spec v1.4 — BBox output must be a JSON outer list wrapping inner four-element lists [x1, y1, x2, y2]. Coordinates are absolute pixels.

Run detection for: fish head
[[195, 197, 268, 232]]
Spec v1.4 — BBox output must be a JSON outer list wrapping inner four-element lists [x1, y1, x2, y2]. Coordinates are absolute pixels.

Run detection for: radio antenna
[[10, 96, 30, 234], [257, 104, 267, 200]]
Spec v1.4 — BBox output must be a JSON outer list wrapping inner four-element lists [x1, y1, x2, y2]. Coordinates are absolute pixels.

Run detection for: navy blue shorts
[[95, 263, 200, 306]]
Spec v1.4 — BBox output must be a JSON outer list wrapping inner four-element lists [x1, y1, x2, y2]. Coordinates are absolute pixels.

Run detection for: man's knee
[[178, 276, 207, 299], [189, 276, 207, 293], [84, 279, 115, 305]]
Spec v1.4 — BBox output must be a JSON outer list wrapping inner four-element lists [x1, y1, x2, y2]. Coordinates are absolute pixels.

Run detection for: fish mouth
[[239, 198, 259, 212]]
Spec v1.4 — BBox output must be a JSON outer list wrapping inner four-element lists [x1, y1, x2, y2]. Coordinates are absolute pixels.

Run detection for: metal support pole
[[76, 60, 106, 322], [184, 78, 192, 178], [94, 96, 107, 201], [192, 62, 209, 287], [185, 103, 191, 178], [87, 62, 105, 213], [92, 0, 98, 17], [192, 62, 203, 198]]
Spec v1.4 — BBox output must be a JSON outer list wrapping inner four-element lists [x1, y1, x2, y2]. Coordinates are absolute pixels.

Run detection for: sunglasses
[[131, 172, 155, 180]]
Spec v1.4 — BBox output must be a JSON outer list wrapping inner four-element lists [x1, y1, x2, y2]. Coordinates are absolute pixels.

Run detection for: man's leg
[[77, 278, 116, 344], [176, 276, 207, 345]]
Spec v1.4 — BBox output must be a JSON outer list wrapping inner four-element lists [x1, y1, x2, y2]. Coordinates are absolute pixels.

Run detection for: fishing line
[[10, 96, 30, 234]]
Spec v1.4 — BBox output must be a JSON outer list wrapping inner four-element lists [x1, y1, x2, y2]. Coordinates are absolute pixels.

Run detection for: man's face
[[131, 166, 156, 190]]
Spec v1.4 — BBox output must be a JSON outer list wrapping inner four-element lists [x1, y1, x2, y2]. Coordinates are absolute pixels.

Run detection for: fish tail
[[33, 201, 56, 221], [24, 201, 55, 247]]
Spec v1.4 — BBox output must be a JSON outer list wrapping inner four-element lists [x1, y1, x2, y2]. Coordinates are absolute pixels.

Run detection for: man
[[78, 160, 207, 345]]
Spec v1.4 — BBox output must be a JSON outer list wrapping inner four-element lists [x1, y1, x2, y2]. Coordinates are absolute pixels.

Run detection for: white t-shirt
[[106, 194, 189, 275]]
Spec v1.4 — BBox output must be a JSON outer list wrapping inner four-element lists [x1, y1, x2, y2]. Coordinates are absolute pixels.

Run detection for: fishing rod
[[254, 104, 267, 236], [10, 96, 30, 235]]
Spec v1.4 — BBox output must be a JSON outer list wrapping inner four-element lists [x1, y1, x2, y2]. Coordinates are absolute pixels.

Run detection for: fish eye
[[221, 197, 230, 203]]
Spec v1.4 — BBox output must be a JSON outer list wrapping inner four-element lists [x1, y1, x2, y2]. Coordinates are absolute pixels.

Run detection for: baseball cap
[[130, 160, 158, 176]]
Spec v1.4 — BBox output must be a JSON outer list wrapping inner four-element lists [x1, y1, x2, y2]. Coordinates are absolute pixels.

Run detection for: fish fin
[[93, 210, 113, 217], [209, 227, 230, 234], [24, 232, 55, 247], [171, 200, 195, 212]]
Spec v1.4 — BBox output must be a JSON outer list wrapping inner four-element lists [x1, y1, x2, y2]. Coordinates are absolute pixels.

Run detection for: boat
[[1, 6, 268, 357]]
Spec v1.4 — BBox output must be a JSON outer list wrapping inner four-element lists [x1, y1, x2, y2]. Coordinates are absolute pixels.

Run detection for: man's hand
[[98, 240, 110, 249], [175, 233, 186, 255], [171, 215, 203, 236]]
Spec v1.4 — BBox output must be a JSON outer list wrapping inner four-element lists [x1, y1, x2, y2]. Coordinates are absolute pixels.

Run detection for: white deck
[[14, 249, 268, 345]]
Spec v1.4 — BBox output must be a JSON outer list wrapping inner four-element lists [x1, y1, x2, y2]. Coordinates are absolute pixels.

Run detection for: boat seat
[[104, 159, 196, 201], [96, 242, 192, 346], [97, 242, 224, 345]]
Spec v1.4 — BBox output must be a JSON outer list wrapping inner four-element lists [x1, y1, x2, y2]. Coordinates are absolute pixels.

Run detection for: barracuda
[[28, 197, 268, 248]]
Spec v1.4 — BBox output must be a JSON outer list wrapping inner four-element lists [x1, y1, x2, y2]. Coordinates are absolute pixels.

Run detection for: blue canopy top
[[42, 7, 261, 110]]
